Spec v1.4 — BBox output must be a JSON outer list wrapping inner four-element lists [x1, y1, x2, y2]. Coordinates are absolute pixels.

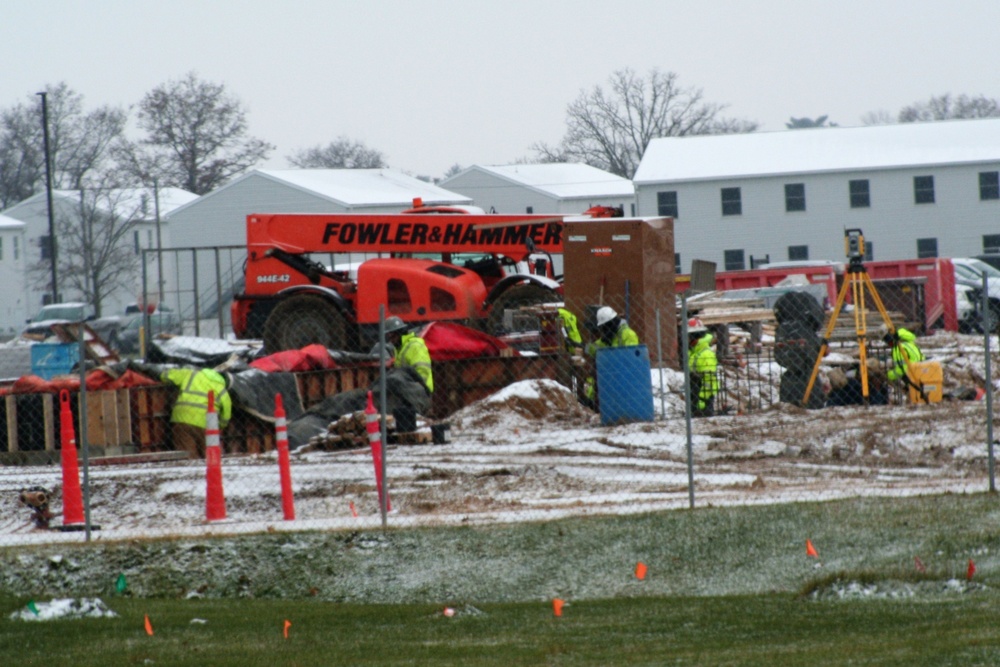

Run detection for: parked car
[[116, 311, 182, 355], [951, 258, 1000, 332], [955, 284, 980, 333], [21, 302, 123, 347]]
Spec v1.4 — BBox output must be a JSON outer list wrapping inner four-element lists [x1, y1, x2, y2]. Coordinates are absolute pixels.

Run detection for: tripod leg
[[802, 276, 853, 406]]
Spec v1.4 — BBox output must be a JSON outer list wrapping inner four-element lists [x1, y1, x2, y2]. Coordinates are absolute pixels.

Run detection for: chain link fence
[[0, 264, 996, 545]]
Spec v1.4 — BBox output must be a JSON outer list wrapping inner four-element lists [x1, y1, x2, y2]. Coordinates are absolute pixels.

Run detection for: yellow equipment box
[[906, 360, 943, 404]]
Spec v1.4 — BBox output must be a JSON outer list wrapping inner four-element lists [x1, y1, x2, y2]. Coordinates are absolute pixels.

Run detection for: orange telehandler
[[231, 203, 623, 352]]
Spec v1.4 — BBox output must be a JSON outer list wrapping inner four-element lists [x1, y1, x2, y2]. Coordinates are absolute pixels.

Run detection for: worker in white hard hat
[[686, 318, 719, 417], [582, 306, 640, 407]]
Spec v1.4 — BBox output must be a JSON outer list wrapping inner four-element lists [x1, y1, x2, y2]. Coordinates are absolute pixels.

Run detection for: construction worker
[[687, 318, 719, 417], [161, 367, 232, 459], [882, 326, 925, 384], [558, 306, 583, 352], [583, 306, 640, 406], [382, 316, 433, 431]]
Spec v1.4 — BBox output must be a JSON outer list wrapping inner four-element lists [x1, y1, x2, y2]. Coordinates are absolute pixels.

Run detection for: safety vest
[[557, 307, 583, 350], [888, 328, 925, 382], [395, 333, 434, 393], [689, 333, 719, 405], [587, 320, 640, 356], [162, 368, 232, 429]]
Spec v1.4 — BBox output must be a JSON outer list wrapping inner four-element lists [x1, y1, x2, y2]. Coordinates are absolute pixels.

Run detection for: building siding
[[637, 163, 1000, 273]]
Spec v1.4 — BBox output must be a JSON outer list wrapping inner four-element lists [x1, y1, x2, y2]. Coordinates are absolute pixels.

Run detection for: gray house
[[633, 119, 1000, 272], [440, 163, 635, 215], [1, 187, 196, 326]]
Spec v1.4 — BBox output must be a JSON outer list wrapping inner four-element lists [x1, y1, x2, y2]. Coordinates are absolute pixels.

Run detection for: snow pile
[[9, 597, 117, 621]]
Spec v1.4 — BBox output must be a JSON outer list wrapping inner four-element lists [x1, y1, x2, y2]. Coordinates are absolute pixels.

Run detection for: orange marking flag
[[144, 614, 154, 636], [806, 539, 819, 558], [284, 619, 292, 639], [552, 598, 565, 617], [914, 556, 926, 573], [967, 559, 976, 581], [635, 562, 648, 580]]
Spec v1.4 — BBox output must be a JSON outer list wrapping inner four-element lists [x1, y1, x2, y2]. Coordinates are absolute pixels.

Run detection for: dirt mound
[[450, 379, 597, 433]]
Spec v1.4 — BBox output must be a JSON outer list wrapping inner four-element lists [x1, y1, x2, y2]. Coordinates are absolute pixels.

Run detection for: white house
[[160, 169, 473, 336], [0, 214, 27, 334], [0, 187, 196, 326], [633, 119, 1000, 273], [439, 163, 635, 215]]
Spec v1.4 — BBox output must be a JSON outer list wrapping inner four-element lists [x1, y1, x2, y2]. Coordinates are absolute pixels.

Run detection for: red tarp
[[420, 321, 518, 361], [0, 368, 160, 395], [249, 343, 338, 373]]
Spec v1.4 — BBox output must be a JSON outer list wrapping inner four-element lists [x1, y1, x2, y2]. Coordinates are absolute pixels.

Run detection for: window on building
[[784, 183, 806, 212], [526, 206, 533, 214], [133, 231, 140, 254], [39, 235, 52, 260], [657, 191, 679, 217], [13, 236, 18, 260], [865, 241, 874, 261], [849, 179, 870, 208], [914, 175, 935, 204], [724, 249, 745, 271], [674, 253, 681, 274], [630, 203, 636, 216], [980, 171, 1000, 200], [0, 237, 4, 261], [721, 187, 742, 216], [788, 245, 809, 261], [983, 234, 1000, 254], [750, 254, 770, 269], [916, 237, 938, 258]]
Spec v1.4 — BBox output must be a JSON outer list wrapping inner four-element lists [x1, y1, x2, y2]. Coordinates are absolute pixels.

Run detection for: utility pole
[[153, 179, 165, 303], [37, 91, 58, 304]]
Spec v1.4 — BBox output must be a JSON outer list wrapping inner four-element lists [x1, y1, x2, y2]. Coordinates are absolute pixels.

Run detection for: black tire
[[262, 294, 348, 353], [486, 284, 560, 336]]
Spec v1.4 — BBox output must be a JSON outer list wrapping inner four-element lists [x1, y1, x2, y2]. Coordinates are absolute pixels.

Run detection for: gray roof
[[257, 169, 470, 206], [446, 163, 635, 199], [633, 118, 1000, 184]]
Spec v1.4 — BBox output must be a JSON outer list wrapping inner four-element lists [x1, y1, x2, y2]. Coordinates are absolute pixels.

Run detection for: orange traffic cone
[[274, 393, 295, 521], [58, 390, 85, 527], [365, 391, 391, 512], [205, 391, 227, 522]]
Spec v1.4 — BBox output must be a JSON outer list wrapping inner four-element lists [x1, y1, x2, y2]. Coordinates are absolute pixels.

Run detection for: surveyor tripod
[[801, 229, 896, 406]]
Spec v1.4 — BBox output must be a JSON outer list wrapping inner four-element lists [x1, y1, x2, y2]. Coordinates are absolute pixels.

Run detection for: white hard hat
[[687, 317, 707, 333], [596, 306, 618, 327]]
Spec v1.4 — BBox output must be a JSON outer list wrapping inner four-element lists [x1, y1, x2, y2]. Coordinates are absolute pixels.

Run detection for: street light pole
[[37, 91, 58, 303], [153, 178, 164, 304]]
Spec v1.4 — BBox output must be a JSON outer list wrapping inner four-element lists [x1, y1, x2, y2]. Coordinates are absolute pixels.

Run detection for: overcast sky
[[4, 0, 999, 180]]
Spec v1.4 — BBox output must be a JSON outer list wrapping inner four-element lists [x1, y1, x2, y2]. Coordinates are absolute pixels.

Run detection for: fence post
[[681, 296, 695, 509], [984, 272, 995, 493]]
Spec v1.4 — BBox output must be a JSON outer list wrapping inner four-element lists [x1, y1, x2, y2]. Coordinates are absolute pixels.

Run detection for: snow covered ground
[[0, 331, 996, 548]]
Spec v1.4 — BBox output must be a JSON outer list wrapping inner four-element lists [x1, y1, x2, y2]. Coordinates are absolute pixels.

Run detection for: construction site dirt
[[0, 331, 994, 546]]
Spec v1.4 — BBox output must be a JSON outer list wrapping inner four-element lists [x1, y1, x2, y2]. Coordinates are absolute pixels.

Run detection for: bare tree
[[133, 72, 273, 194], [288, 137, 386, 169], [860, 109, 895, 126], [27, 171, 145, 316], [786, 115, 837, 129], [531, 68, 758, 178], [442, 163, 463, 179], [0, 82, 126, 208], [898, 93, 1000, 122]]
